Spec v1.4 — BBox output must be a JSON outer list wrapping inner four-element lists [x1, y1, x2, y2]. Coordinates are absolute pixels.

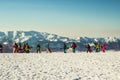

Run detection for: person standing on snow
[[63, 42, 67, 53], [0, 44, 3, 53], [71, 42, 77, 53], [23, 43, 26, 53], [36, 44, 41, 53], [85, 44, 92, 53], [13, 43, 18, 53], [101, 43, 106, 53], [25, 43, 30, 53], [17, 43, 22, 53], [94, 43, 99, 52], [45, 43, 51, 53]]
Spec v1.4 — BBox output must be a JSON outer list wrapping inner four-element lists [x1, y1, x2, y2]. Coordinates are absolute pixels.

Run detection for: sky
[[0, 0, 120, 38]]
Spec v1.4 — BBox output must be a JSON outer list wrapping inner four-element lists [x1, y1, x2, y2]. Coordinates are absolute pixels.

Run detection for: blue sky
[[0, 0, 120, 38]]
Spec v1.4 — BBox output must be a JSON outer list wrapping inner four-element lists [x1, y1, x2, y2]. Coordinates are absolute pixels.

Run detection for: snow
[[105, 37, 118, 43], [21, 32, 25, 38], [94, 38, 98, 42], [0, 51, 120, 80], [13, 31, 17, 39], [3, 42, 8, 45], [62, 39, 68, 42], [20, 36, 31, 43]]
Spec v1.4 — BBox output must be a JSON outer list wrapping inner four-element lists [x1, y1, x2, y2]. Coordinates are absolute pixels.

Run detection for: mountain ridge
[[0, 31, 120, 52]]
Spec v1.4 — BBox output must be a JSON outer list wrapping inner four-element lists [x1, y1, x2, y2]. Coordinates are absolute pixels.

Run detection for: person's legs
[[73, 48, 75, 53], [102, 48, 105, 53], [87, 49, 88, 53], [96, 48, 99, 52], [48, 48, 51, 53], [46, 48, 49, 53], [26, 50, 29, 53], [39, 49, 41, 53], [37, 50, 38, 53], [64, 49, 66, 53]]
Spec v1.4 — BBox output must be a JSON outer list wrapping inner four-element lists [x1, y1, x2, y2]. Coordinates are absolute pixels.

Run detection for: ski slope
[[0, 51, 120, 80]]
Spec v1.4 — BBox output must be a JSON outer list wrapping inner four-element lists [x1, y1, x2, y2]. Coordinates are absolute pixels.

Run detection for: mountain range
[[0, 31, 120, 52]]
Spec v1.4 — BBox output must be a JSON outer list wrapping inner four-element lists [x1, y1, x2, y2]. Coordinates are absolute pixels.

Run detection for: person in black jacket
[[63, 43, 67, 53], [85, 44, 92, 53], [36, 44, 41, 53]]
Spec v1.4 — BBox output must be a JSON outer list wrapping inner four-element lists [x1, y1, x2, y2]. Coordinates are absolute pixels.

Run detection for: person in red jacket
[[71, 42, 77, 53], [101, 43, 106, 53]]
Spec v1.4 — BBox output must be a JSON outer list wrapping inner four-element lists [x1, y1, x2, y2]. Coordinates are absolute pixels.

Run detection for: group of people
[[12, 42, 51, 53], [0, 42, 106, 53], [13, 42, 77, 53], [13, 43, 30, 53], [63, 42, 77, 53], [85, 42, 106, 53]]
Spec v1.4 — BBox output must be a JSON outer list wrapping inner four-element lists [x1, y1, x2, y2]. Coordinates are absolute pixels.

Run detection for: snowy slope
[[0, 51, 120, 80]]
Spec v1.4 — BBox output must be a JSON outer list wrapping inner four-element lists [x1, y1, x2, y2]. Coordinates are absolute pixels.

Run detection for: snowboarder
[[24, 43, 30, 53], [71, 42, 77, 53], [0, 44, 3, 53], [45, 43, 51, 53], [101, 43, 106, 53], [13, 43, 18, 53], [36, 44, 41, 53], [63, 42, 67, 53], [85, 44, 92, 53]]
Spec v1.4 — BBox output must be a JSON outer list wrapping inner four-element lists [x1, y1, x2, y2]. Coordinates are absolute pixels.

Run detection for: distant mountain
[[0, 31, 120, 52]]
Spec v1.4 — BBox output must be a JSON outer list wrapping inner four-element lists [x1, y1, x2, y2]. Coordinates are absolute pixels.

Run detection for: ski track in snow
[[0, 52, 120, 80]]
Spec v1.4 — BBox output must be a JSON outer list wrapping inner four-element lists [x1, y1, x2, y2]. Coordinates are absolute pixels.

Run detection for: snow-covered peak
[[75, 37, 120, 43], [105, 37, 118, 43], [0, 31, 120, 45]]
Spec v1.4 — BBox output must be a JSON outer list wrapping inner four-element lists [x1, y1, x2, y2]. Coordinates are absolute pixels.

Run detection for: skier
[[36, 44, 41, 53], [23, 43, 26, 53], [71, 42, 77, 53], [0, 44, 3, 53], [63, 42, 67, 53], [94, 43, 99, 52], [101, 43, 106, 53], [98, 43, 101, 52], [17, 43, 22, 53], [85, 44, 92, 53], [13, 43, 18, 53], [45, 43, 51, 53], [24, 43, 30, 53]]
